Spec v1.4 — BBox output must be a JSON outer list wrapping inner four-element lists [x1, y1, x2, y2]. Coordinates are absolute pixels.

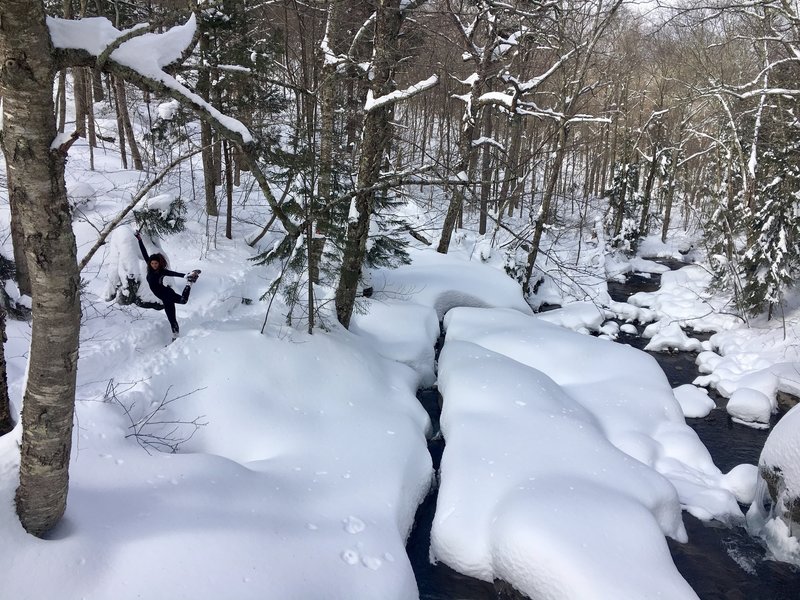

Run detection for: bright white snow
[[674, 384, 716, 419], [0, 16, 798, 597]]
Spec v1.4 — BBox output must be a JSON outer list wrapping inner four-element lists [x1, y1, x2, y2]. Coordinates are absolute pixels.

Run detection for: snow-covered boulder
[[643, 321, 703, 353], [67, 181, 97, 210], [726, 388, 772, 429], [535, 300, 607, 333], [673, 384, 716, 419], [747, 404, 800, 566]]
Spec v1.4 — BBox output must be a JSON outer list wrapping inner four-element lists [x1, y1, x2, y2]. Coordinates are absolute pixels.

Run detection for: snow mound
[[673, 384, 716, 419], [726, 388, 773, 429], [371, 248, 531, 320], [644, 322, 704, 352], [747, 404, 800, 567], [535, 301, 607, 333], [431, 307, 743, 598]]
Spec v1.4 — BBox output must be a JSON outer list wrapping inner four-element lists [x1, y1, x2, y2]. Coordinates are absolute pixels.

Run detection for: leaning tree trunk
[[0, 0, 82, 536]]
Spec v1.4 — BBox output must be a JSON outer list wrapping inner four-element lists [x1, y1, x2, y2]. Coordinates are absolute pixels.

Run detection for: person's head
[[148, 253, 167, 271]]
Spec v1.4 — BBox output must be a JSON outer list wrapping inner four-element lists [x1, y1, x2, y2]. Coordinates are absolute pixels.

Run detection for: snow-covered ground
[[1, 81, 799, 600]]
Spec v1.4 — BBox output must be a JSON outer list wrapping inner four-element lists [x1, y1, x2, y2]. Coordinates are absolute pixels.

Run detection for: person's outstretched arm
[[161, 269, 186, 278], [134, 230, 149, 263]]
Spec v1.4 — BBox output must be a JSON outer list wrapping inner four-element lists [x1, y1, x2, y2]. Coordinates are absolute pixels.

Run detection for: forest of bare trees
[[2, 0, 800, 535]]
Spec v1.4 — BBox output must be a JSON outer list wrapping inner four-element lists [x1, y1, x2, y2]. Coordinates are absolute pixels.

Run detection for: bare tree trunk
[[86, 69, 96, 170], [497, 115, 523, 223], [225, 141, 233, 240], [85, 70, 96, 147], [437, 107, 481, 253], [335, 0, 405, 328], [91, 68, 104, 101], [661, 151, 678, 243], [115, 79, 143, 170], [74, 67, 87, 137], [524, 123, 568, 291], [198, 30, 218, 215], [112, 76, 128, 169], [478, 110, 493, 235], [56, 70, 67, 133], [318, 0, 350, 206], [0, 309, 11, 436], [0, 0, 82, 536], [638, 145, 659, 236]]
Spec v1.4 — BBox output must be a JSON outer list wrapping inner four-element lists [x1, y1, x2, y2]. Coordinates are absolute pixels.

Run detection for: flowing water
[[407, 266, 800, 599]]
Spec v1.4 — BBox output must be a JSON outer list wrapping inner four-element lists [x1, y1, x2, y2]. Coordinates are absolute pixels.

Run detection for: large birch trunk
[[0, 0, 82, 536]]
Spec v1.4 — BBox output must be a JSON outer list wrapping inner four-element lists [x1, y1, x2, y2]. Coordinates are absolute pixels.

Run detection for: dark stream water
[[407, 266, 800, 599]]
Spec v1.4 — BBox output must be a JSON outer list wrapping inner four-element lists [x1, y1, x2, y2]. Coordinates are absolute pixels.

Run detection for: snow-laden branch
[[471, 136, 506, 152], [48, 14, 253, 144], [364, 75, 439, 112], [505, 46, 578, 93], [49, 14, 301, 236], [347, 12, 378, 64], [749, 42, 770, 179]]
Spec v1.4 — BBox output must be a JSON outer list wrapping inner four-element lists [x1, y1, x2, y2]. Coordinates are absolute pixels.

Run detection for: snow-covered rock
[[747, 404, 800, 566], [644, 321, 703, 352], [673, 384, 716, 418], [726, 388, 773, 429]]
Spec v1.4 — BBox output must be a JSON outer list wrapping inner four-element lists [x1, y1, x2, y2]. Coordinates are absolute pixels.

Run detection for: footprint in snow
[[343, 515, 365, 534]]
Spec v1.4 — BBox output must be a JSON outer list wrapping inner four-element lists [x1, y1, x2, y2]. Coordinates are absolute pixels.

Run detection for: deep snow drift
[[0, 18, 798, 591]]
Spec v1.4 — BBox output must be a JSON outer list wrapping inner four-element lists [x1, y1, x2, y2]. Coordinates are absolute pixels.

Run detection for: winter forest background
[[1, 0, 800, 598]]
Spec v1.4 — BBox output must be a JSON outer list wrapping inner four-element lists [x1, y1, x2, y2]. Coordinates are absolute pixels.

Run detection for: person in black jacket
[[134, 230, 200, 339]]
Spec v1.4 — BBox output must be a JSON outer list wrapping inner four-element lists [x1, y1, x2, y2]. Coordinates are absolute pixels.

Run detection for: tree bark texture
[[198, 30, 218, 215], [661, 150, 678, 244], [317, 0, 350, 206], [73, 67, 87, 138], [112, 76, 128, 169], [6, 165, 32, 296], [114, 78, 142, 170], [334, 0, 404, 328], [0, 308, 12, 435], [0, 0, 82, 536]]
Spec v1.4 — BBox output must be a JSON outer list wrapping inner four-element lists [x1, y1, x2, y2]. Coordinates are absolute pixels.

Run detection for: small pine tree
[[740, 142, 800, 318], [133, 194, 186, 238]]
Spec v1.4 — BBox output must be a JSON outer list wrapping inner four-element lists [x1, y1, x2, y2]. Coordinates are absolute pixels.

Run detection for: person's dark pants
[[161, 286, 192, 334]]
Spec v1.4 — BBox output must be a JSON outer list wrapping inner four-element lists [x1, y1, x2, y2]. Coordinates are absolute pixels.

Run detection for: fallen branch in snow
[[105, 379, 207, 455]]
